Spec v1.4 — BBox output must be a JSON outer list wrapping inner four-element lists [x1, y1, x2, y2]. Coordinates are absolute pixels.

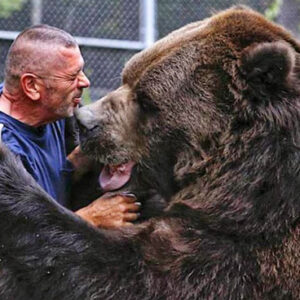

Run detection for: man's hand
[[75, 193, 141, 228]]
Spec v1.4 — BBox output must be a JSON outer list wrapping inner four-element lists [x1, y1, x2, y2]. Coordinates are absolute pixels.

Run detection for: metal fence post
[[31, 0, 43, 25], [140, 0, 156, 48]]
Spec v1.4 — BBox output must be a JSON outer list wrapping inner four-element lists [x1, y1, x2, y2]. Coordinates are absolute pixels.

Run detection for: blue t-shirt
[[0, 83, 72, 206]]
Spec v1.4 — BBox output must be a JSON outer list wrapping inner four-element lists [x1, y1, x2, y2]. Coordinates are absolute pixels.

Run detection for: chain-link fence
[[0, 0, 298, 102]]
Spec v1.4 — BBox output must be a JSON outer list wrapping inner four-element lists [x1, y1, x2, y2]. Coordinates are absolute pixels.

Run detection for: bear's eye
[[137, 92, 159, 115], [140, 100, 154, 112]]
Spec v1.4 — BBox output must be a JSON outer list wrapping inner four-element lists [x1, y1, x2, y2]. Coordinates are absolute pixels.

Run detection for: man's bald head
[[4, 24, 78, 90]]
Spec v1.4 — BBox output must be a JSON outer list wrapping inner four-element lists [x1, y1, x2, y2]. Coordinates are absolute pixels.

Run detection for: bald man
[[0, 25, 140, 228]]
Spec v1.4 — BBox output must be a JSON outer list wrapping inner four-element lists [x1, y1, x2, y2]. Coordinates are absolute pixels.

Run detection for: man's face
[[40, 45, 90, 121]]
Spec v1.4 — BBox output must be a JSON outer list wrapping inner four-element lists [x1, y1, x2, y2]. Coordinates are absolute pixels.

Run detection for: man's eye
[[70, 70, 84, 81], [69, 75, 78, 81]]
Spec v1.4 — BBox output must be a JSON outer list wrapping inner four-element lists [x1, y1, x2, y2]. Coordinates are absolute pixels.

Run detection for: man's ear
[[20, 73, 43, 101], [239, 41, 296, 90]]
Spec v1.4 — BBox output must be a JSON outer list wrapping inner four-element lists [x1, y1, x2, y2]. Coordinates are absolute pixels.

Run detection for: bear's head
[[76, 6, 300, 238]]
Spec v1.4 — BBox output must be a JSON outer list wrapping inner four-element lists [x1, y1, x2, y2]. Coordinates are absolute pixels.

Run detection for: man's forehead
[[21, 41, 81, 63], [57, 45, 81, 58], [46, 45, 83, 68]]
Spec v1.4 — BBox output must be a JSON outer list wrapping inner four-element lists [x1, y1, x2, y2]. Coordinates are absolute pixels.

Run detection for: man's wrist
[[75, 206, 96, 226]]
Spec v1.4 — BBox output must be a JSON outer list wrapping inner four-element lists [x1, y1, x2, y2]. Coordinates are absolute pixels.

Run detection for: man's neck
[[0, 93, 13, 115], [0, 89, 44, 127]]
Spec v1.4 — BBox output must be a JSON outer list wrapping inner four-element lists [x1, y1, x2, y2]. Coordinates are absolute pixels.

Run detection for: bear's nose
[[75, 106, 98, 130]]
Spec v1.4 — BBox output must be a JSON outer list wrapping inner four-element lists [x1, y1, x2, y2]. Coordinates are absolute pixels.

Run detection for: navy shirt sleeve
[[9, 144, 39, 182]]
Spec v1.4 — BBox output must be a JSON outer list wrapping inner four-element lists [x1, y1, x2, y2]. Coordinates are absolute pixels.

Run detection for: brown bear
[[0, 6, 299, 299]]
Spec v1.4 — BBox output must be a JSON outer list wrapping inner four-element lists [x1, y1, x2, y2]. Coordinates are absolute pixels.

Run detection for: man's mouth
[[99, 161, 136, 192], [73, 97, 81, 107]]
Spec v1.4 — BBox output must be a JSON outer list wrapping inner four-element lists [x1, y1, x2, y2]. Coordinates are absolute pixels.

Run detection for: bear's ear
[[239, 41, 295, 87]]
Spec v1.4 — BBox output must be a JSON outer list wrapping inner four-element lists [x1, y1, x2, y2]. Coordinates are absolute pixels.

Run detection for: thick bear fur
[[0, 6, 299, 299]]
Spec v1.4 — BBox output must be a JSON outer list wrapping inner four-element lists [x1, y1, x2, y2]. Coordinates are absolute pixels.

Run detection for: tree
[[0, 0, 27, 18]]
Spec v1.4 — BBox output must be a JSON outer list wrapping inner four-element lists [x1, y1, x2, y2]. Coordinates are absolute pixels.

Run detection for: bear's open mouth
[[99, 161, 136, 192]]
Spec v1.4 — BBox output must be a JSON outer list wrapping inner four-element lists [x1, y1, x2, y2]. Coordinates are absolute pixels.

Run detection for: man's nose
[[78, 71, 90, 88]]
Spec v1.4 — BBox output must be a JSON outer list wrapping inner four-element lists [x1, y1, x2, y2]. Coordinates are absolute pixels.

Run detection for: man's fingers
[[123, 212, 140, 222], [101, 192, 137, 203], [125, 202, 141, 212], [120, 193, 137, 203], [122, 222, 134, 227], [118, 201, 141, 213]]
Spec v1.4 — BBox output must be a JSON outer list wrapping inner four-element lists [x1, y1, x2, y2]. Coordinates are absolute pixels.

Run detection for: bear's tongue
[[99, 161, 135, 192]]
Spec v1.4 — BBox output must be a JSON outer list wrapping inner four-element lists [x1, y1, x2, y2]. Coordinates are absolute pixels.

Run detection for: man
[[0, 24, 140, 227]]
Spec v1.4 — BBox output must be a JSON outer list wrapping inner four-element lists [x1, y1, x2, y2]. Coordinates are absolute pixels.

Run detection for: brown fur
[[257, 226, 300, 298], [76, 6, 300, 298], [0, 6, 298, 299]]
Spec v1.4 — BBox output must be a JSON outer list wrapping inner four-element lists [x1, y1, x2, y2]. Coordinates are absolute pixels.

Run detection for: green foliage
[[81, 66, 93, 104], [82, 88, 92, 105], [0, 0, 27, 18], [265, 0, 282, 20]]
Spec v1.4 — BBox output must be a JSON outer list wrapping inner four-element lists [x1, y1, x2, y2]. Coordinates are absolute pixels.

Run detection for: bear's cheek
[[89, 114, 145, 164]]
